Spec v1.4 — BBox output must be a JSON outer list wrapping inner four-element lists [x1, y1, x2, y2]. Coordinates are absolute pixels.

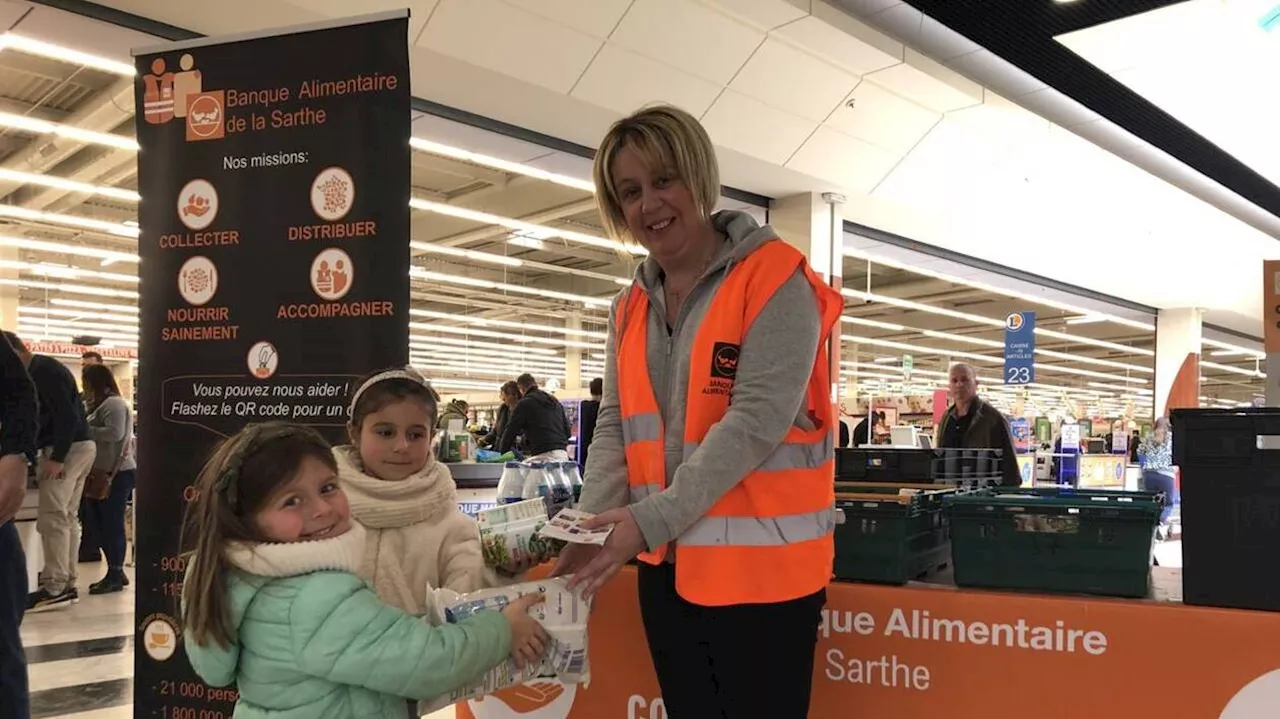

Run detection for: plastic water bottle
[[496, 462, 527, 505], [562, 462, 584, 506], [545, 463, 574, 517], [521, 463, 551, 502]]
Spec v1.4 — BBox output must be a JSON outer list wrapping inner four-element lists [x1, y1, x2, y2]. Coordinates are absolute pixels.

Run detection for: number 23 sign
[[1003, 312, 1036, 385]]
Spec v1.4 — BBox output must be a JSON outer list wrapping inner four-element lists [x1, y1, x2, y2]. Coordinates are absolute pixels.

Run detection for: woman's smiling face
[[610, 143, 704, 264]]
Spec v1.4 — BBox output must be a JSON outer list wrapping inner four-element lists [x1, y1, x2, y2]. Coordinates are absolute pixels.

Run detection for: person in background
[[936, 363, 1020, 487], [577, 378, 603, 472], [555, 105, 840, 718], [437, 398, 469, 432], [851, 411, 885, 447], [2, 332, 97, 612], [480, 381, 520, 449], [1139, 417, 1178, 536], [0, 332, 38, 719], [77, 356, 105, 566], [81, 364, 135, 595], [498, 374, 570, 462]]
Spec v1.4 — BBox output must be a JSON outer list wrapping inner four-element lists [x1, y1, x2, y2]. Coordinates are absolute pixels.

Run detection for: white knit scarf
[[332, 446, 458, 529]]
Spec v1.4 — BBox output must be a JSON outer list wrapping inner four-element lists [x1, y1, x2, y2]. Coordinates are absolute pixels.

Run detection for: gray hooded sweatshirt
[[578, 209, 823, 554]]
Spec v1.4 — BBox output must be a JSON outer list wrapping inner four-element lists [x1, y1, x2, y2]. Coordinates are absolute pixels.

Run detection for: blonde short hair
[[592, 105, 720, 244]]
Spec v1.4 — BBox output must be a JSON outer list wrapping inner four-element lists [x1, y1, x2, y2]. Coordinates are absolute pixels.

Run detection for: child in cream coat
[[336, 367, 520, 615]]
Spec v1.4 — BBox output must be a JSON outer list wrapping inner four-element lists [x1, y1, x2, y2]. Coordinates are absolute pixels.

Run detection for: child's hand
[[502, 594, 549, 669]]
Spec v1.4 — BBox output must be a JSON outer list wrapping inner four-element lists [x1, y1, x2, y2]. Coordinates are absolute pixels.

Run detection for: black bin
[[835, 448, 932, 482], [1171, 408, 1280, 612]]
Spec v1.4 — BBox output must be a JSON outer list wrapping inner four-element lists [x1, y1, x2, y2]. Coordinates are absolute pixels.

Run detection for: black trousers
[[0, 521, 28, 719], [86, 470, 135, 570], [637, 562, 825, 719]]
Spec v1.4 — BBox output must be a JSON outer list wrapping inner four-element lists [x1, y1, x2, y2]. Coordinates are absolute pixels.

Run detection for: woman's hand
[[550, 542, 601, 578], [564, 507, 647, 599]]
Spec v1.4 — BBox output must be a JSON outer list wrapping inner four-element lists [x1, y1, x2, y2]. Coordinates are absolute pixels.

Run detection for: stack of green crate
[[834, 482, 959, 584], [945, 488, 1162, 598]]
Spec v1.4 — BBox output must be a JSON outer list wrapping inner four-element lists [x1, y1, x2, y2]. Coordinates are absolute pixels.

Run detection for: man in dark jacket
[[936, 363, 1021, 487], [498, 374, 570, 461], [2, 333, 97, 612], [0, 331, 38, 719]]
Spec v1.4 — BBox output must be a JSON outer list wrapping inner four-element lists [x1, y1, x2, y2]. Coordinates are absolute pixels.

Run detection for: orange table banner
[[458, 566, 1280, 718]]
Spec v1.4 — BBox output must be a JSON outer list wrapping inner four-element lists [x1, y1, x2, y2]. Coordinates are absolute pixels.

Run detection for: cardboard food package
[[418, 577, 591, 714], [475, 498, 563, 568]]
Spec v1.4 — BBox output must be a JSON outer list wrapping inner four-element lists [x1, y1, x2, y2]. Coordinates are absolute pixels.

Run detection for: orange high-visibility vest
[[616, 239, 842, 606]]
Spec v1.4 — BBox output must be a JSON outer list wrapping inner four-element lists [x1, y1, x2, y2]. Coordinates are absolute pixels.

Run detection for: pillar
[[0, 247, 18, 331], [564, 313, 582, 392], [1154, 307, 1202, 419], [1264, 261, 1280, 406], [768, 191, 844, 414]]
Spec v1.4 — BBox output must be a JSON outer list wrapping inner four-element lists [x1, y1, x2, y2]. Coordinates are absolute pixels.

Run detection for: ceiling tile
[[16, 3, 165, 63], [787, 126, 900, 194], [773, 8, 901, 76], [419, 0, 603, 94], [944, 49, 1047, 99], [501, 0, 632, 38], [824, 81, 938, 153], [610, 0, 764, 85], [700, 0, 810, 31], [865, 48, 983, 113], [701, 90, 816, 165], [571, 43, 723, 118], [285, 0, 439, 40], [729, 37, 857, 123]]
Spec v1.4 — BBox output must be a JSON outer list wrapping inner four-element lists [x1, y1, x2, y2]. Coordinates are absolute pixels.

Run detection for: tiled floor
[[20, 561, 456, 719]]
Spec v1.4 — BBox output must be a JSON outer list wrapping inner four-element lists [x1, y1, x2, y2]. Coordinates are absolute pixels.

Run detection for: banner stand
[[132, 13, 410, 716]]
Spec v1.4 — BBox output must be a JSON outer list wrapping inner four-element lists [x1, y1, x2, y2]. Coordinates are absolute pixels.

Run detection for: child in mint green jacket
[[180, 422, 549, 719]]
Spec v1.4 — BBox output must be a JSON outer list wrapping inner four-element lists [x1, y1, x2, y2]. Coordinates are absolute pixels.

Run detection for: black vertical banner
[[132, 13, 410, 717]]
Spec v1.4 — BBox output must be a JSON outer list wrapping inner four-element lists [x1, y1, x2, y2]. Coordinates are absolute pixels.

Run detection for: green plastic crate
[[945, 488, 1162, 598], [833, 482, 959, 585]]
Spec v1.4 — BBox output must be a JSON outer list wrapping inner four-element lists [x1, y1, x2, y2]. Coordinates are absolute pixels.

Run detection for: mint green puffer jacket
[[184, 566, 512, 718]]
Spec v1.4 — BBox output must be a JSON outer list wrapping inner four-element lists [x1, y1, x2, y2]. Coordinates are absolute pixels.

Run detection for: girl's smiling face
[[351, 398, 434, 481], [253, 454, 351, 543]]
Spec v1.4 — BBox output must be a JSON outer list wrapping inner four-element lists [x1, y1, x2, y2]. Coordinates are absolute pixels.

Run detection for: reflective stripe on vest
[[680, 506, 838, 547], [682, 433, 833, 470], [615, 238, 842, 605], [622, 412, 661, 444]]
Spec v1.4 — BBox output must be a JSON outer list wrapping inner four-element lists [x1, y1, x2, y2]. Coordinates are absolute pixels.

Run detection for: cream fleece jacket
[[334, 447, 498, 616]]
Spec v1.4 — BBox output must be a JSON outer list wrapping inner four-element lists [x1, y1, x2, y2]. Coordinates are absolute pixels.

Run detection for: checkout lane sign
[[1003, 311, 1036, 385]]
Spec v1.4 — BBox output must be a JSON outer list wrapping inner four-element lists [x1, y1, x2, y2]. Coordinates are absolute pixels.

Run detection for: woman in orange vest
[[553, 105, 841, 718]]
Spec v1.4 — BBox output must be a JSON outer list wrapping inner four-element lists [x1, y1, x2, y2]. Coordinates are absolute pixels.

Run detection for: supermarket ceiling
[[887, 0, 1280, 222], [54, 0, 1280, 338], [0, 0, 1264, 406]]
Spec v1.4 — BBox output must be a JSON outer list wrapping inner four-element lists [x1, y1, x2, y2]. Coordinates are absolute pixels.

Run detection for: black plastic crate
[[1171, 408, 1280, 612], [931, 448, 1004, 489], [946, 487, 1160, 598], [835, 448, 932, 482], [833, 482, 957, 584]]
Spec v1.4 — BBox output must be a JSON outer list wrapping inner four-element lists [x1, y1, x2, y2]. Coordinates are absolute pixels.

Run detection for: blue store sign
[[1004, 311, 1036, 385]]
